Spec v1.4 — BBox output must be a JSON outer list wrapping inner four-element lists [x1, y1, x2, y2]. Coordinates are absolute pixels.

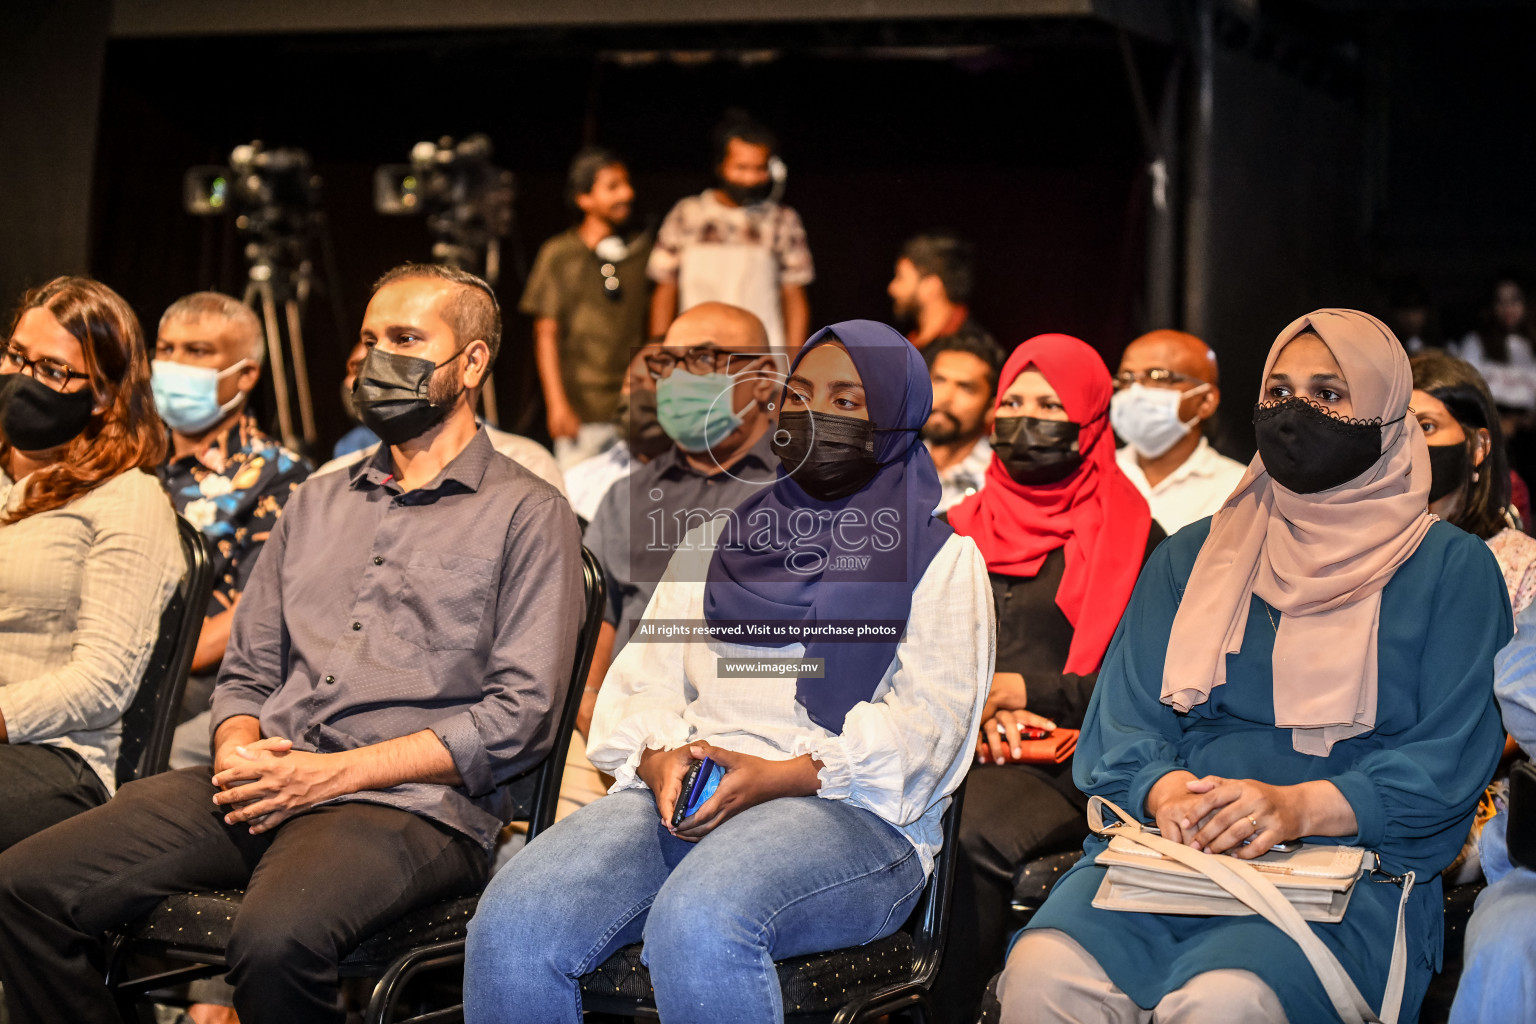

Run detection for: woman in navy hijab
[[464, 321, 994, 1024]]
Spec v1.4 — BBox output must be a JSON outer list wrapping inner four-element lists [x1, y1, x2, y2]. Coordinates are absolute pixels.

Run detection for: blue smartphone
[[671, 757, 725, 827]]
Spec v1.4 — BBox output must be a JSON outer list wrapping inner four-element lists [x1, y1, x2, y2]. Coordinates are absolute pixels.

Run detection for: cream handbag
[[1085, 795, 1415, 1024]]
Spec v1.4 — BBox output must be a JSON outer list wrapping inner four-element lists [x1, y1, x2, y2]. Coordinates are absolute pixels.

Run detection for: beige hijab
[[1160, 309, 1435, 755]]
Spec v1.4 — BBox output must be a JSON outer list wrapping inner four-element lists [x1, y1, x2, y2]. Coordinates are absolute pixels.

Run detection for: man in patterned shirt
[[647, 114, 814, 354], [152, 292, 312, 769]]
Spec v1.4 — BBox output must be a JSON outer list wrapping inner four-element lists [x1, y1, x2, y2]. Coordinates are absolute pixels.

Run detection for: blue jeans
[[1449, 865, 1536, 1024], [463, 788, 927, 1024]]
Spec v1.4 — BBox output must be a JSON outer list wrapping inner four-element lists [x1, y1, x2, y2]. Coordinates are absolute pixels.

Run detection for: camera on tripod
[[185, 142, 322, 284], [182, 142, 325, 451], [374, 134, 514, 276]]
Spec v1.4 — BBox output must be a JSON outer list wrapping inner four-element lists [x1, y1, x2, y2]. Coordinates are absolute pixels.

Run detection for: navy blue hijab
[[703, 320, 954, 733]]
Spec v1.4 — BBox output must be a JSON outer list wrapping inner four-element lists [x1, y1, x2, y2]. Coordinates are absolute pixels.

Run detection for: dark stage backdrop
[[89, 27, 1152, 457]]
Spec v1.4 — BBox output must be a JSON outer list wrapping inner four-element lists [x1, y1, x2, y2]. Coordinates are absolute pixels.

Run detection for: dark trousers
[[932, 763, 1089, 1024], [0, 766, 488, 1024], [0, 742, 110, 853]]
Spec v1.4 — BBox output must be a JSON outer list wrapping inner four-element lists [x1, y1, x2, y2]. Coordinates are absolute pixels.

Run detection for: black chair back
[[115, 516, 216, 787], [524, 545, 607, 841]]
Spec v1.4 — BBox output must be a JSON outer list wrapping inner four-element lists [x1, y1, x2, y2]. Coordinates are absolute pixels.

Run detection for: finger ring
[[1249, 816, 1259, 829]]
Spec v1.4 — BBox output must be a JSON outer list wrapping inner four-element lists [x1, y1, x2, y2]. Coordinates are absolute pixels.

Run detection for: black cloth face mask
[[991, 415, 1083, 486], [352, 345, 463, 446], [619, 388, 672, 461], [0, 373, 93, 452], [772, 409, 890, 501], [1253, 398, 1382, 494], [720, 180, 772, 207], [1427, 440, 1471, 503]]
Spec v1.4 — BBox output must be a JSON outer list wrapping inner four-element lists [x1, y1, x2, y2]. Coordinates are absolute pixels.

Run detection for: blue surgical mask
[[655, 370, 744, 452], [151, 358, 249, 434]]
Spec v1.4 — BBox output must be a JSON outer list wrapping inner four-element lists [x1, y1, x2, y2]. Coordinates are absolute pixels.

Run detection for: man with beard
[[925, 333, 1006, 513], [524, 148, 654, 469], [0, 263, 584, 1024], [888, 233, 995, 366], [647, 114, 813, 354]]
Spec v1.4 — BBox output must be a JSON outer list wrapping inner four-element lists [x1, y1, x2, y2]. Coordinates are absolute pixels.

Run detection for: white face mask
[[1109, 382, 1210, 459]]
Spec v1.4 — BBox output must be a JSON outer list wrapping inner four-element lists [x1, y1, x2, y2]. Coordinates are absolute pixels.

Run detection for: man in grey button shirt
[[0, 264, 584, 1024], [580, 302, 779, 737]]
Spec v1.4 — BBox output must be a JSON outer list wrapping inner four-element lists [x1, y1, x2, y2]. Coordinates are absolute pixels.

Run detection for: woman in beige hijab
[[995, 310, 1512, 1023]]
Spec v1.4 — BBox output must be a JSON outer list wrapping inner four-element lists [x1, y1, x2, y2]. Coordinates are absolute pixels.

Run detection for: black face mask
[[720, 180, 772, 207], [339, 378, 360, 425], [1253, 398, 1382, 494], [619, 388, 672, 461], [352, 346, 462, 446], [1427, 441, 1471, 504], [772, 410, 888, 501], [992, 415, 1084, 486], [0, 373, 93, 452]]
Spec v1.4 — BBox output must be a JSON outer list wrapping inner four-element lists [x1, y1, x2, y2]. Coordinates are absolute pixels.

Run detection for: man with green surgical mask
[[580, 302, 779, 738]]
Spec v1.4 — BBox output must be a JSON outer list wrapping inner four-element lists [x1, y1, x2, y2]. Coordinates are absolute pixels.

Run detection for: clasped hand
[[1145, 771, 1309, 859], [211, 736, 347, 835]]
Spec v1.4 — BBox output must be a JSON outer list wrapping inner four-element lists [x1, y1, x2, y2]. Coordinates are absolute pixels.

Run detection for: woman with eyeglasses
[[933, 333, 1164, 1020], [463, 320, 991, 1024], [997, 311, 1508, 1024], [0, 277, 183, 852]]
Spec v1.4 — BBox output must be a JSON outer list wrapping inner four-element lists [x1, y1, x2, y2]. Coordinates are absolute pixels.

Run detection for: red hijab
[[949, 333, 1154, 675]]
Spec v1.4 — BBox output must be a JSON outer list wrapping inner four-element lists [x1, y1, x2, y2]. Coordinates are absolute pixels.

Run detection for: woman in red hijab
[[938, 334, 1163, 1020]]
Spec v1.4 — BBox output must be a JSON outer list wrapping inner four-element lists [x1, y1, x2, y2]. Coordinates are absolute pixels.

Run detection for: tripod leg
[[284, 298, 317, 446], [254, 281, 297, 450]]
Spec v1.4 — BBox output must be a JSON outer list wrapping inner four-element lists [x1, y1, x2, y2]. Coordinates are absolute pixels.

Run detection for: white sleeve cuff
[[589, 709, 691, 790], [791, 733, 853, 801]]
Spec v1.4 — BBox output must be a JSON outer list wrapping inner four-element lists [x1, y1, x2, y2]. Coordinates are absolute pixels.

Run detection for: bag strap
[[1088, 796, 1414, 1024]]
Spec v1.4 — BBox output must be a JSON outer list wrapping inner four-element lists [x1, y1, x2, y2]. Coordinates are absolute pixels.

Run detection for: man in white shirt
[[1111, 330, 1246, 535], [923, 333, 1006, 513], [647, 115, 814, 353]]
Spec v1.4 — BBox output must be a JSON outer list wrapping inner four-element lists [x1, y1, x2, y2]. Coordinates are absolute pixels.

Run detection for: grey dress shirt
[[583, 428, 778, 657], [211, 428, 584, 849]]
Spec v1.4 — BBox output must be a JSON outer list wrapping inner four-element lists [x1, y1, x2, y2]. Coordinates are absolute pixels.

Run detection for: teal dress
[[1027, 518, 1511, 1023]]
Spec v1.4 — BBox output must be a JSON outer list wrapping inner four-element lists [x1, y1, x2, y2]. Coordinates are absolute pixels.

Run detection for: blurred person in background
[[563, 341, 672, 523], [1112, 329, 1246, 536], [648, 114, 813, 354], [332, 339, 377, 459], [525, 147, 653, 470], [152, 292, 311, 773], [924, 332, 1005, 513], [888, 232, 995, 366], [1386, 277, 1439, 355], [1454, 274, 1536, 443]]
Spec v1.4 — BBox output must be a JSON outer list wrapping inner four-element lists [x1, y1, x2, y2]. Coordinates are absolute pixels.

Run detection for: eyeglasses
[[1, 342, 91, 392], [1113, 368, 1200, 391], [645, 347, 764, 379]]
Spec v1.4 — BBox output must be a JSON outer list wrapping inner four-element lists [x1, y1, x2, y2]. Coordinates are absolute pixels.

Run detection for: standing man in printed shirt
[[152, 292, 312, 769], [647, 113, 814, 354], [525, 147, 655, 470]]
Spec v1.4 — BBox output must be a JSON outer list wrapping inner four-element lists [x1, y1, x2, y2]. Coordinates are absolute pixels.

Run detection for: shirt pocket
[[393, 551, 497, 651]]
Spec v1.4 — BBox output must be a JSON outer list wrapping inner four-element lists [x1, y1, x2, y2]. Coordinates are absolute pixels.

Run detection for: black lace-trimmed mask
[[1253, 397, 1384, 494]]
